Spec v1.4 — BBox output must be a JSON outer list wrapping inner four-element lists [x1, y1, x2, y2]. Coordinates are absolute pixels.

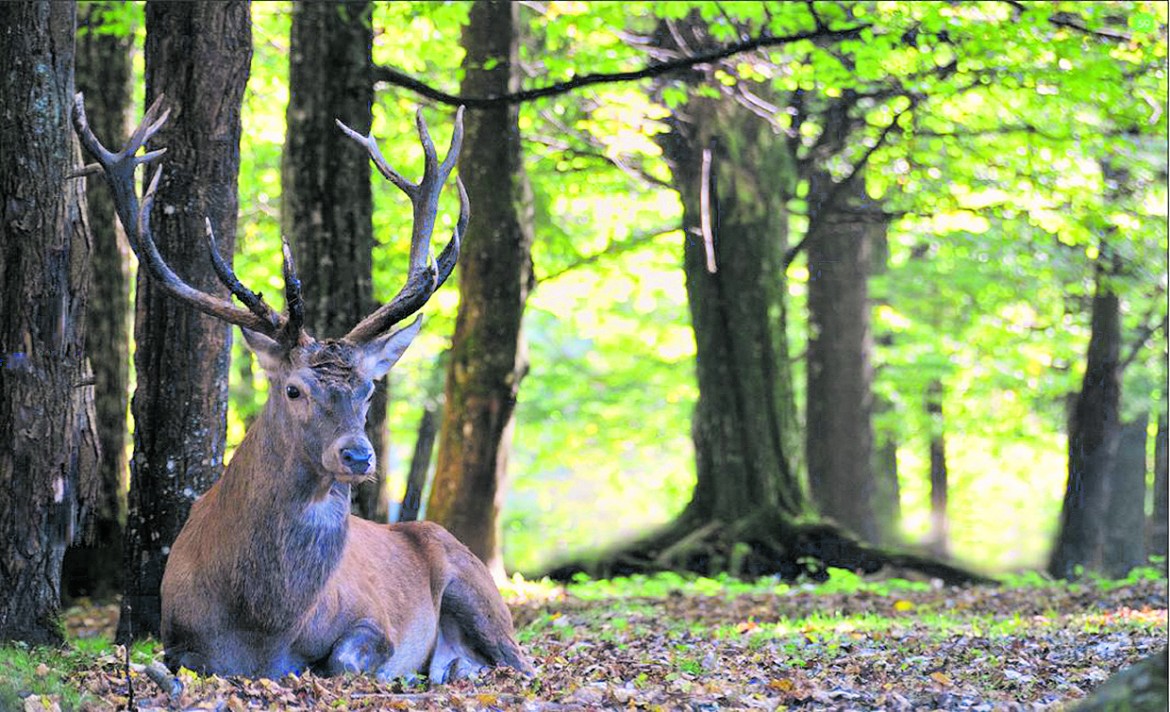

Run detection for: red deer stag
[[72, 94, 533, 682]]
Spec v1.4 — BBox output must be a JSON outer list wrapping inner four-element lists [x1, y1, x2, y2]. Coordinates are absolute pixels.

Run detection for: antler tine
[[335, 118, 413, 195], [203, 218, 283, 331], [279, 239, 306, 344], [343, 106, 467, 344], [72, 93, 286, 339]]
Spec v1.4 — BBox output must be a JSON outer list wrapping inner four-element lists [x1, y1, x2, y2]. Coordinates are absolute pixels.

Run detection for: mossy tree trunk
[[117, 0, 251, 642], [427, 0, 535, 578], [0, 0, 101, 644], [660, 95, 802, 532]]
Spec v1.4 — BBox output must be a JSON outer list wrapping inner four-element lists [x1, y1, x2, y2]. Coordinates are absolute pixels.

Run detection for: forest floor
[[3, 569, 1167, 711]]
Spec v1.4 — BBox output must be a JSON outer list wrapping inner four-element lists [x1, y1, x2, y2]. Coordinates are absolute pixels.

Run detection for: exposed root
[[543, 509, 994, 586]]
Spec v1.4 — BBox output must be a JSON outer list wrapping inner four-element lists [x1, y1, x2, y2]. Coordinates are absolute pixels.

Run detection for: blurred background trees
[[3, 0, 1165, 641]]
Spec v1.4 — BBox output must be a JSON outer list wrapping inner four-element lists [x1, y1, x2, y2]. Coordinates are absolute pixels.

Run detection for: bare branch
[[372, 22, 869, 108]]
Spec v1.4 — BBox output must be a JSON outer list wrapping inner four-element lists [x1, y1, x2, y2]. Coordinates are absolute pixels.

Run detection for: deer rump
[[72, 94, 534, 683]]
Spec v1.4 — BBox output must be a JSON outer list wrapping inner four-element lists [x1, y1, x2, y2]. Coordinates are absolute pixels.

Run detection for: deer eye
[[285, 385, 302, 400]]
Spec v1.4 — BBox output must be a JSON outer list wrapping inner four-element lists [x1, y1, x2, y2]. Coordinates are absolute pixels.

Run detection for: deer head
[[72, 93, 466, 488]]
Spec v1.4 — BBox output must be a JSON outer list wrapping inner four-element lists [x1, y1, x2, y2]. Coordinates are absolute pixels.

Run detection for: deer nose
[[340, 445, 374, 475]]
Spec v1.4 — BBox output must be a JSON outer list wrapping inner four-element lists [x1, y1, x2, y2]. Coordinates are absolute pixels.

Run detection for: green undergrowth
[[560, 566, 936, 600], [0, 638, 157, 711]]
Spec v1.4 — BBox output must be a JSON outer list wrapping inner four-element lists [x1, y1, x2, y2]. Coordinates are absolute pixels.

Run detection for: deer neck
[[215, 415, 351, 631]]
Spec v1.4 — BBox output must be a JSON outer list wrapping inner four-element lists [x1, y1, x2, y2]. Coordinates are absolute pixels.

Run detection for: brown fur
[[159, 333, 533, 681]]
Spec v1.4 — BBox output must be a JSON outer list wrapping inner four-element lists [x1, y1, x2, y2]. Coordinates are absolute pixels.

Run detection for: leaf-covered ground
[[7, 571, 1168, 711]]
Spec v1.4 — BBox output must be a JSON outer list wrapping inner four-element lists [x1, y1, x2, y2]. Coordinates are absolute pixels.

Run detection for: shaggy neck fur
[[215, 407, 350, 633]]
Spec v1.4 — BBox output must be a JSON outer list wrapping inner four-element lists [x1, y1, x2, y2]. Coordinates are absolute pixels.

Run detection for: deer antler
[[336, 106, 468, 344], [71, 92, 301, 344]]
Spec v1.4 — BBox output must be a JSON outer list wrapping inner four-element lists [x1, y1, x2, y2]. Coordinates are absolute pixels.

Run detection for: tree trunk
[[806, 176, 882, 543], [872, 428, 902, 546], [1150, 413, 1168, 559], [117, 0, 251, 642], [1049, 253, 1122, 580], [283, 0, 387, 521], [1104, 414, 1148, 578], [869, 227, 901, 546], [400, 403, 439, 523], [0, 0, 101, 644], [669, 107, 800, 526], [427, 0, 534, 578], [926, 380, 950, 558], [61, 0, 135, 604]]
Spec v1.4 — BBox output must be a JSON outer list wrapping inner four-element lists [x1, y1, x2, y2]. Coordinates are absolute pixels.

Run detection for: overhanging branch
[[372, 22, 868, 108]]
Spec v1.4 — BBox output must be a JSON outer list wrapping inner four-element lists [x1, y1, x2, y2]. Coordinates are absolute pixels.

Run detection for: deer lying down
[[73, 95, 534, 682]]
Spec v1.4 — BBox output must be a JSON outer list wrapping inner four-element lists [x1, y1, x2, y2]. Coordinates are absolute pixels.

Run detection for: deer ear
[[360, 315, 423, 380], [241, 327, 287, 373]]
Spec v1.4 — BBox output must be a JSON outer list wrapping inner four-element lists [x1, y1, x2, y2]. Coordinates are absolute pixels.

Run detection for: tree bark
[[1049, 252, 1122, 579], [806, 176, 882, 543], [427, 0, 534, 578], [1104, 414, 1148, 578], [0, 0, 101, 644], [283, 0, 388, 521], [117, 0, 251, 642], [61, 0, 135, 603]]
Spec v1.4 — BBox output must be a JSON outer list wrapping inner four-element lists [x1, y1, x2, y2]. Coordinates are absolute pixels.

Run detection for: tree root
[[543, 509, 994, 586]]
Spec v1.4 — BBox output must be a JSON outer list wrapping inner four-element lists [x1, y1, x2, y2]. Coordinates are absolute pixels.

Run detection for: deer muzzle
[[326, 436, 376, 482]]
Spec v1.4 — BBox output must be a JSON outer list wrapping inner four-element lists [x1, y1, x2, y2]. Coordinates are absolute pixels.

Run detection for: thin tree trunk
[[926, 380, 949, 558], [806, 176, 882, 542], [282, 0, 387, 521], [400, 403, 439, 523], [117, 0, 251, 642], [428, 0, 534, 578], [872, 429, 902, 546], [1049, 252, 1122, 579], [0, 0, 101, 644], [62, 0, 136, 603], [1104, 414, 1148, 577]]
